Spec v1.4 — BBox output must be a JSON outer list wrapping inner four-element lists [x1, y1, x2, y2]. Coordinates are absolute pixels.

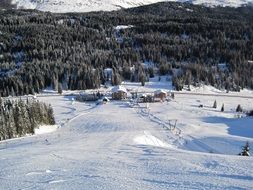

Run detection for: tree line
[[0, 98, 55, 141]]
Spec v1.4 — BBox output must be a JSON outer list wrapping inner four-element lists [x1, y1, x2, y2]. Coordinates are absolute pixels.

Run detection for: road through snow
[[0, 97, 253, 189]]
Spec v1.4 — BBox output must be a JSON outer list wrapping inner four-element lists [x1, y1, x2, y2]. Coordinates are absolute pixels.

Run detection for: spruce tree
[[213, 100, 217, 109], [47, 104, 56, 125], [239, 142, 250, 156], [236, 104, 243, 112], [221, 104, 224, 112], [0, 98, 56, 141], [58, 83, 63, 94]]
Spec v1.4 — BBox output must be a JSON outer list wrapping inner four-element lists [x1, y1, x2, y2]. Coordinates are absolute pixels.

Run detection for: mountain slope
[[11, 0, 253, 13]]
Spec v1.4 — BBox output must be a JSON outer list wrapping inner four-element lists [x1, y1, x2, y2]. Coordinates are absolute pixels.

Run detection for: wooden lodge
[[138, 94, 155, 103], [154, 90, 167, 102], [111, 86, 128, 100]]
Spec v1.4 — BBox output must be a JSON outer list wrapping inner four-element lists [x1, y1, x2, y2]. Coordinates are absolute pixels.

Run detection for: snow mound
[[34, 125, 58, 135], [134, 131, 172, 148]]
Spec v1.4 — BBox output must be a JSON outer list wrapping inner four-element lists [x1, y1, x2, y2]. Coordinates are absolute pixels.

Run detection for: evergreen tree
[[213, 100, 217, 109], [221, 104, 224, 112], [236, 104, 243, 112], [47, 104, 56, 125], [171, 92, 175, 99], [239, 142, 250, 156], [0, 98, 56, 141], [140, 74, 146, 86], [58, 83, 63, 94]]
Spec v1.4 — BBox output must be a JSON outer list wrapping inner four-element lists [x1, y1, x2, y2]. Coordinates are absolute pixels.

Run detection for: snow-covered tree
[[239, 142, 250, 156], [58, 83, 63, 94], [236, 104, 243, 112], [0, 98, 56, 141]]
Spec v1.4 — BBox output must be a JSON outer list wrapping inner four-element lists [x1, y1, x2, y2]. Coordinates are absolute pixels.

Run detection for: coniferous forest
[[0, 98, 55, 141], [0, 2, 252, 96]]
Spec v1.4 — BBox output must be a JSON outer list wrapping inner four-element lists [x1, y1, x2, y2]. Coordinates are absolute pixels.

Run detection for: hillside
[[0, 1, 253, 188], [8, 0, 253, 13], [0, 2, 253, 97]]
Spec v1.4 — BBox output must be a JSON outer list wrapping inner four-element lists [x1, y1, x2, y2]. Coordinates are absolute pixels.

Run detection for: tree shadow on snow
[[190, 171, 253, 181], [202, 116, 253, 139]]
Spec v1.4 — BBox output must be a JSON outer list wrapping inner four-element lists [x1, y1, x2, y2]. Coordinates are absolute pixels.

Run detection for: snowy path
[[0, 96, 253, 189]]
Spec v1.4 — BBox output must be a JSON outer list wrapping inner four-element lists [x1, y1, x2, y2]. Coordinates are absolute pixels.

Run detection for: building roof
[[111, 86, 127, 93], [103, 97, 110, 102], [154, 89, 167, 95]]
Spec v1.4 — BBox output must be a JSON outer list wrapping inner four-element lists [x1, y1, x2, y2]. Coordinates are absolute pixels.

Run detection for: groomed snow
[[0, 80, 253, 189]]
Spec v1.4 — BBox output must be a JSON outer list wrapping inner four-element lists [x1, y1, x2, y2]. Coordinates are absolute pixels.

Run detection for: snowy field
[[0, 79, 253, 189]]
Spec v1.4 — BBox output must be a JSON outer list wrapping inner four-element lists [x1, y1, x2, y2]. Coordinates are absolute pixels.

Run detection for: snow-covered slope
[[11, 0, 253, 13], [0, 78, 253, 189]]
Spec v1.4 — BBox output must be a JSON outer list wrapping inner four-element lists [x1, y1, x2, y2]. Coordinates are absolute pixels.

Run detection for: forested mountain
[[0, 2, 252, 96]]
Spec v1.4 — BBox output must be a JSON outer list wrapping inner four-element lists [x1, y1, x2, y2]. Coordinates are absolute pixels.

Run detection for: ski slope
[[0, 79, 253, 189], [11, 0, 253, 13]]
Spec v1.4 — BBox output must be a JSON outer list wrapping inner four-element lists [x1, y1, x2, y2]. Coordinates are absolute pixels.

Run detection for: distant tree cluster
[[0, 2, 252, 96], [0, 98, 55, 141]]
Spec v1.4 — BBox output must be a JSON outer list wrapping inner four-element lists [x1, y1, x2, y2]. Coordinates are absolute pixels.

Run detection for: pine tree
[[21, 101, 33, 134], [239, 142, 250, 156], [221, 104, 224, 112], [5, 109, 15, 139], [0, 113, 5, 141], [213, 100, 217, 109], [140, 74, 146, 86], [0, 98, 56, 141], [171, 92, 175, 99], [47, 104, 56, 125], [13, 101, 24, 137], [58, 83, 63, 94], [236, 104, 243, 112]]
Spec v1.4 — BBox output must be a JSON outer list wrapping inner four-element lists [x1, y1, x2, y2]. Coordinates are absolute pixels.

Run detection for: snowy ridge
[[11, 0, 253, 13]]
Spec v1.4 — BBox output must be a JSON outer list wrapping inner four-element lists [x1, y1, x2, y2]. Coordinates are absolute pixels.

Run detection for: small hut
[[111, 86, 128, 100], [154, 90, 167, 102]]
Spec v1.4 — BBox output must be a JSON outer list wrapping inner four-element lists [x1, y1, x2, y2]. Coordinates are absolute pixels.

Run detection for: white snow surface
[[11, 0, 253, 13], [111, 85, 128, 93], [0, 80, 253, 189], [35, 125, 59, 135]]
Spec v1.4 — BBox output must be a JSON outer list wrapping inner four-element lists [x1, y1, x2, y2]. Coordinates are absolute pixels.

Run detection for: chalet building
[[138, 94, 154, 103], [154, 90, 167, 101], [111, 86, 128, 100]]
